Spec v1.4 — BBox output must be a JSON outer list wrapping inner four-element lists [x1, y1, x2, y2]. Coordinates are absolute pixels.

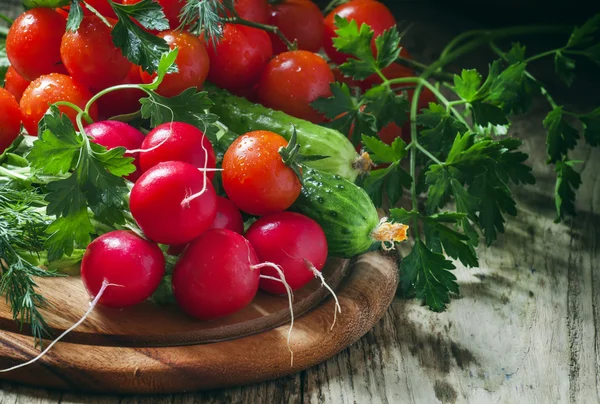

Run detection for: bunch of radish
[[78, 119, 337, 342]]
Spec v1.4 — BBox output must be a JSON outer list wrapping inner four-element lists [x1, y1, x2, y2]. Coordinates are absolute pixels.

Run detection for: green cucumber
[[205, 83, 363, 182], [291, 167, 408, 258]]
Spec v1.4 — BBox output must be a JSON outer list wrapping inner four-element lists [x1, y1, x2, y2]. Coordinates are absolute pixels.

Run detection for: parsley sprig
[[317, 14, 600, 310]]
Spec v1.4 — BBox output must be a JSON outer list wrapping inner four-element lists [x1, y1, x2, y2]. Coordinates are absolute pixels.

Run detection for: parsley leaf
[[471, 101, 509, 127], [567, 14, 600, 48], [544, 106, 579, 163], [399, 240, 458, 312], [554, 159, 582, 222], [417, 104, 468, 159], [555, 51, 576, 87], [26, 106, 135, 261], [140, 88, 218, 130], [452, 69, 482, 102], [362, 135, 407, 163], [110, 0, 170, 74], [424, 213, 478, 268], [506, 42, 526, 63], [361, 162, 411, 207], [363, 85, 410, 128], [66, 0, 83, 32], [374, 25, 401, 70], [311, 82, 356, 121], [580, 107, 600, 146]]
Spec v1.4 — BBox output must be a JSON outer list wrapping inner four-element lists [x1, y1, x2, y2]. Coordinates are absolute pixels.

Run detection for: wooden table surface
[[2, 1, 599, 403]]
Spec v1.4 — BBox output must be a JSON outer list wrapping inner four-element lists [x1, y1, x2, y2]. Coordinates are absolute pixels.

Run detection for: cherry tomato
[[96, 64, 146, 119], [233, 0, 269, 24], [85, 0, 119, 19], [61, 16, 131, 91], [20, 74, 98, 136], [3, 66, 31, 102], [222, 130, 301, 215], [323, 0, 396, 65], [267, 0, 324, 55], [257, 51, 334, 123], [0, 88, 22, 154], [140, 31, 210, 97], [122, 0, 184, 28], [206, 24, 272, 91], [6, 8, 67, 81]]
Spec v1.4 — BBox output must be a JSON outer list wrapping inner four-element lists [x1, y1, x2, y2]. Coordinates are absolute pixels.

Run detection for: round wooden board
[[0, 251, 397, 394]]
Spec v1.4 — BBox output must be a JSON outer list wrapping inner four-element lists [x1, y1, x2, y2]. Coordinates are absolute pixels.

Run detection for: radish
[[166, 196, 244, 256], [172, 228, 297, 360], [129, 160, 217, 245], [138, 121, 217, 180], [81, 230, 165, 308], [85, 120, 146, 182], [245, 211, 341, 327]]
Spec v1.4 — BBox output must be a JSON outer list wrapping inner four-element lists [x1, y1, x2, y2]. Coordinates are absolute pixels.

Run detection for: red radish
[[85, 121, 146, 182], [166, 196, 244, 256], [81, 230, 165, 308], [139, 122, 217, 180], [129, 161, 217, 245], [245, 212, 328, 294], [171, 228, 261, 320]]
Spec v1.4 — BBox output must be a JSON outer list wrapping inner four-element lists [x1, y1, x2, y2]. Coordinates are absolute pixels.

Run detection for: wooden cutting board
[[0, 251, 398, 394]]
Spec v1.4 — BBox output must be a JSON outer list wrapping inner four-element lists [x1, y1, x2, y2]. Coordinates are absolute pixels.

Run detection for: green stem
[[523, 48, 563, 64], [222, 17, 296, 51], [84, 84, 150, 118], [54, 101, 94, 125], [416, 143, 443, 166], [395, 56, 454, 82], [0, 166, 28, 181], [0, 13, 13, 25], [409, 83, 421, 241], [440, 30, 485, 60]]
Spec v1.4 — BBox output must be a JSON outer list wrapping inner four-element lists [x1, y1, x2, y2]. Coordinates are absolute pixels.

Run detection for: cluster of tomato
[[0, 0, 434, 155]]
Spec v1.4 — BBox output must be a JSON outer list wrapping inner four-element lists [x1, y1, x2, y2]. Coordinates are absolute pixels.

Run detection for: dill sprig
[[179, 0, 236, 46], [0, 185, 62, 347]]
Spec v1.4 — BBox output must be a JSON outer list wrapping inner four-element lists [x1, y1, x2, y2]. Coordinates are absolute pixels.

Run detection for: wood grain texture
[[0, 252, 398, 393]]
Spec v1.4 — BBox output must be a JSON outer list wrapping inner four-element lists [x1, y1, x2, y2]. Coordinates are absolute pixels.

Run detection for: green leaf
[[363, 85, 410, 128], [45, 208, 94, 262], [554, 51, 576, 87], [544, 106, 579, 163], [334, 17, 377, 80], [427, 212, 467, 223], [554, 159, 582, 222], [424, 166, 452, 213], [486, 62, 527, 105], [45, 174, 87, 218], [471, 102, 509, 127], [361, 163, 411, 208], [375, 26, 401, 69], [580, 107, 600, 146], [140, 88, 218, 130], [179, 0, 227, 46], [390, 208, 419, 224], [140, 48, 179, 91], [452, 69, 482, 102], [385, 164, 412, 205], [424, 218, 478, 268], [584, 42, 600, 66], [400, 240, 458, 312], [567, 14, 600, 48], [111, 0, 170, 74], [66, 0, 83, 32], [474, 60, 503, 101], [27, 106, 83, 175], [311, 82, 356, 121], [361, 135, 407, 163], [506, 42, 526, 64], [0, 41, 9, 84], [417, 104, 468, 159], [450, 178, 479, 219]]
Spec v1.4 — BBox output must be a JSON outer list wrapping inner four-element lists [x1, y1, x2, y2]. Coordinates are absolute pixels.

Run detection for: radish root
[[253, 262, 295, 366], [180, 131, 211, 207], [303, 259, 341, 331], [0, 280, 122, 373]]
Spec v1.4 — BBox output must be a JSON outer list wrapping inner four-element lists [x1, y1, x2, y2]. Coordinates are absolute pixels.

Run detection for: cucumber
[[205, 83, 362, 182], [291, 167, 408, 258]]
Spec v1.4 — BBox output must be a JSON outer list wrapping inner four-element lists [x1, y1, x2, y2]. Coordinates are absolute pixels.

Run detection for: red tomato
[[55, 7, 69, 18], [84, 0, 119, 19], [61, 16, 131, 91], [257, 51, 334, 123], [140, 31, 210, 97], [6, 8, 67, 81], [378, 122, 409, 144], [233, 0, 269, 24], [267, 0, 324, 55], [222, 130, 301, 215], [0, 88, 22, 154], [323, 0, 396, 65], [3, 66, 31, 102], [206, 24, 272, 91], [122, 0, 184, 28], [20, 74, 98, 136], [96, 64, 146, 119]]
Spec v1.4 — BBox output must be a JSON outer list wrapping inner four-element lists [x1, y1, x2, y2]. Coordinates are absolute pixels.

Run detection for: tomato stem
[[222, 17, 297, 52]]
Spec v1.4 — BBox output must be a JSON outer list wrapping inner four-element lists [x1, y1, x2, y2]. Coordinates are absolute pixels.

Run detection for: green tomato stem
[[222, 17, 297, 51]]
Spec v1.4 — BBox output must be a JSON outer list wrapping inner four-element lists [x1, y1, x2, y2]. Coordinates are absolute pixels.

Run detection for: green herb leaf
[[361, 135, 406, 163], [311, 82, 356, 121], [452, 69, 482, 102], [580, 107, 600, 146], [417, 104, 468, 159], [584, 42, 600, 66], [554, 51, 576, 87], [567, 14, 600, 48], [400, 240, 458, 312], [361, 163, 411, 207], [45, 208, 94, 260], [140, 88, 218, 130], [554, 159, 582, 222], [180, 0, 227, 46], [363, 84, 410, 128], [506, 42, 526, 63], [471, 101, 509, 127], [66, 0, 84, 32], [390, 208, 419, 224], [374, 26, 401, 70], [110, 0, 170, 74], [544, 106, 579, 163], [424, 216, 478, 268]]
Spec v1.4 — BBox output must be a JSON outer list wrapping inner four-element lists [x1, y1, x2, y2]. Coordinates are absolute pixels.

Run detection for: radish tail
[[180, 131, 210, 207], [0, 280, 122, 373], [303, 259, 342, 330]]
